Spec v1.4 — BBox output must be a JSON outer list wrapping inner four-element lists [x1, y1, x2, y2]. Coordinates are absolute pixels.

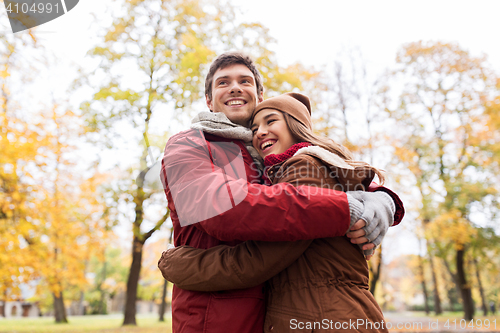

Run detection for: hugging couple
[[158, 52, 404, 333]]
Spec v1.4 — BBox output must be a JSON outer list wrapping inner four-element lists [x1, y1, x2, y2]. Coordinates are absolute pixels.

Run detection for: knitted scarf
[[191, 112, 264, 172], [264, 142, 312, 166]]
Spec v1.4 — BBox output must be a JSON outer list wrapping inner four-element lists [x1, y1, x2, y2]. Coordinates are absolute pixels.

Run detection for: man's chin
[[224, 112, 252, 127]]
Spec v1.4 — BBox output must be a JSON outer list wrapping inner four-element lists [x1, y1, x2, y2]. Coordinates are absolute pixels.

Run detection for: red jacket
[[160, 129, 404, 333]]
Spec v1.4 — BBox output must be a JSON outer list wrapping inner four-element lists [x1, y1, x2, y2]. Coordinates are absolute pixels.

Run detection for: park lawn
[[0, 314, 172, 333]]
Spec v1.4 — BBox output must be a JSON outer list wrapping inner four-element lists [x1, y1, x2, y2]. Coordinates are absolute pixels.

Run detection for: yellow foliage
[[428, 210, 477, 250], [1, 107, 111, 301]]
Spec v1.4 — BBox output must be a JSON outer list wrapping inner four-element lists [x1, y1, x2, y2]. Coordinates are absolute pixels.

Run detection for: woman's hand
[[346, 219, 375, 260]]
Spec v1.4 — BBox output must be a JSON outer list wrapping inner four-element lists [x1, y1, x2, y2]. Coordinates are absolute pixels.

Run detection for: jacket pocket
[[265, 309, 317, 333], [203, 286, 265, 333]]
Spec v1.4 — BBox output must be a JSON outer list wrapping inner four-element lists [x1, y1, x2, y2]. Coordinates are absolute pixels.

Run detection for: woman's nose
[[256, 127, 267, 138]]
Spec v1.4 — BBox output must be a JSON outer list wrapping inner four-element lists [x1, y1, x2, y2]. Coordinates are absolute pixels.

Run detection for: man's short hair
[[205, 52, 264, 101]]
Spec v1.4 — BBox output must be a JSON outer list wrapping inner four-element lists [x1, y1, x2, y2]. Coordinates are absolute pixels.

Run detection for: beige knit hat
[[252, 92, 312, 130]]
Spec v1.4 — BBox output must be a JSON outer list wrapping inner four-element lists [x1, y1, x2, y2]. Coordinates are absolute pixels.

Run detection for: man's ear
[[206, 94, 213, 111], [257, 91, 264, 103]]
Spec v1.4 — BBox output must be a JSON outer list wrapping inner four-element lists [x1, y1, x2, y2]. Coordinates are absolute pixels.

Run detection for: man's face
[[206, 64, 264, 126]]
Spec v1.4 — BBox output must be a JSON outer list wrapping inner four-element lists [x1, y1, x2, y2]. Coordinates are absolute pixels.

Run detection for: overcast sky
[[30, 0, 500, 73], [231, 0, 500, 72]]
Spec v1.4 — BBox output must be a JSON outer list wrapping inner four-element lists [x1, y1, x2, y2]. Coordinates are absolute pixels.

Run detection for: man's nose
[[229, 81, 242, 93]]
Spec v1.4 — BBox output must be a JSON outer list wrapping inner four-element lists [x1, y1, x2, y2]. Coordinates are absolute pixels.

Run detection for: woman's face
[[251, 109, 298, 158]]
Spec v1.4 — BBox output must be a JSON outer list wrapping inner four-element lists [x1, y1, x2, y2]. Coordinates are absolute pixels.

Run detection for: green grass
[[0, 314, 172, 333]]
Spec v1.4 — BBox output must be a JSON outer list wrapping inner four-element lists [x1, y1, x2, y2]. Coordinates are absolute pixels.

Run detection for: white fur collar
[[293, 146, 354, 170]]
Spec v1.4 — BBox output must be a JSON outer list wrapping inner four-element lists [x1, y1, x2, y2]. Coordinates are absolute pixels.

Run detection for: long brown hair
[[283, 113, 386, 184]]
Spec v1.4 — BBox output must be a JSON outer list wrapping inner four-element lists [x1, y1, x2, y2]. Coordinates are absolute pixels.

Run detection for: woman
[[159, 93, 395, 332]]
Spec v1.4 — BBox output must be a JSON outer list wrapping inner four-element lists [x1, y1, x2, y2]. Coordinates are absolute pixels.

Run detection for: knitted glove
[[346, 191, 396, 254], [345, 193, 364, 231], [362, 246, 376, 257]]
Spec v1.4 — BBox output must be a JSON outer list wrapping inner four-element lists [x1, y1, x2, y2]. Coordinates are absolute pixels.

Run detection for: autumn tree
[[40, 106, 114, 322], [1, 103, 112, 322], [387, 41, 500, 320], [1, 22, 112, 321], [0, 29, 46, 309]]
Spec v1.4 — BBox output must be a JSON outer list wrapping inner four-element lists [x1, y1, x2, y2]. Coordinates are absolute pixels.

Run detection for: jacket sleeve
[[158, 156, 346, 291], [161, 130, 350, 242], [368, 183, 405, 226], [157, 154, 334, 292], [158, 240, 312, 291]]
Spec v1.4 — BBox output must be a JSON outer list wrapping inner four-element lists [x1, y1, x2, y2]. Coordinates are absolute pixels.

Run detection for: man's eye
[[218, 81, 227, 86]]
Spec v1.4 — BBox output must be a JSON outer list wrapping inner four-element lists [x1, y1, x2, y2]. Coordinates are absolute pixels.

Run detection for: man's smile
[[225, 98, 247, 107]]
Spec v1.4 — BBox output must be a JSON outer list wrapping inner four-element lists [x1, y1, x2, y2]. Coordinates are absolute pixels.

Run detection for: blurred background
[[1, 0, 500, 332]]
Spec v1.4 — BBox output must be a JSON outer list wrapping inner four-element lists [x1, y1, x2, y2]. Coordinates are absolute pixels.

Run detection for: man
[[160, 52, 404, 332]]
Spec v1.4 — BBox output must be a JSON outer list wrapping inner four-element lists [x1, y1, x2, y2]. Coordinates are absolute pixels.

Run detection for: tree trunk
[[122, 169, 168, 326], [1, 290, 6, 317], [442, 265, 460, 311], [369, 245, 382, 295], [159, 280, 168, 322], [123, 236, 144, 325], [123, 175, 146, 326], [53, 291, 68, 323], [76, 260, 89, 316], [446, 286, 460, 311], [456, 249, 474, 320], [159, 225, 174, 322], [98, 259, 108, 314], [428, 254, 442, 314], [76, 291, 85, 315], [441, 256, 462, 311], [473, 258, 488, 316], [418, 255, 430, 314], [333, 61, 351, 144]]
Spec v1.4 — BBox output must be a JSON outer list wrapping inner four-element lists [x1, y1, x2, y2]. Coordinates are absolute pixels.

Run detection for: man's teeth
[[227, 100, 244, 106], [261, 141, 276, 150]]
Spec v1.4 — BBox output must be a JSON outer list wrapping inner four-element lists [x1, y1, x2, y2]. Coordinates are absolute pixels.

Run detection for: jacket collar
[[264, 144, 355, 170], [293, 145, 355, 170], [265, 145, 375, 190]]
